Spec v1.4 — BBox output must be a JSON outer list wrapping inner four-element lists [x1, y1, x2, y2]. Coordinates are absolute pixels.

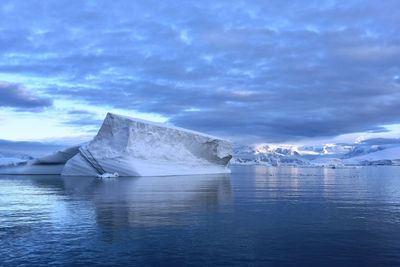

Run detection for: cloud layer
[[0, 81, 52, 110], [0, 0, 399, 142]]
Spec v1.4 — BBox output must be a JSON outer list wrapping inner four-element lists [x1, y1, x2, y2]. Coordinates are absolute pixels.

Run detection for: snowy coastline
[[231, 141, 400, 168]]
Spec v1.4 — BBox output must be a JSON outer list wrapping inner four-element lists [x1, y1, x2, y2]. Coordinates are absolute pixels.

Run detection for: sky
[[0, 0, 400, 145]]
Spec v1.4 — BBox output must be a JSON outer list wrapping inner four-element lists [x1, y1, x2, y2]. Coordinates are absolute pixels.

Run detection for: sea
[[1, 166, 399, 266]]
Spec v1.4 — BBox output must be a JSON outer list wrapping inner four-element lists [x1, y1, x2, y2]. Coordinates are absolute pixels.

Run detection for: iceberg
[[0, 113, 232, 176]]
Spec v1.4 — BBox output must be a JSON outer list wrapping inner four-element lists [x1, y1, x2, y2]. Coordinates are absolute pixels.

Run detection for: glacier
[[0, 113, 232, 176]]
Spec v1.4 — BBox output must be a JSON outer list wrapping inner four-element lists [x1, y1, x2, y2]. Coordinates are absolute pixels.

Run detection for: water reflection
[[2, 167, 400, 266], [1, 174, 232, 244], [62, 174, 232, 228]]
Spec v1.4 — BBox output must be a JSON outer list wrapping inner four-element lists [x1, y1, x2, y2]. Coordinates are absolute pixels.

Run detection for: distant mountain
[[0, 139, 67, 156], [232, 144, 310, 166], [298, 143, 353, 159], [0, 150, 33, 166], [344, 146, 400, 166], [232, 138, 400, 167], [0, 139, 68, 165], [343, 142, 400, 159]]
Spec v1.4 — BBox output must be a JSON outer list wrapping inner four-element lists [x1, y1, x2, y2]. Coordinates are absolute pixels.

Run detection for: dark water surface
[[1, 166, 400, 266]]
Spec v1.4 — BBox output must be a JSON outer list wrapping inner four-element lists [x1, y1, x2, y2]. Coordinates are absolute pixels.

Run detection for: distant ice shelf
[[0, 113, 233, 177]]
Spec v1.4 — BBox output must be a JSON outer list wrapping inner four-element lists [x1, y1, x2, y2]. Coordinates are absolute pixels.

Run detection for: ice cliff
[[63, 113, 232, 176], [0, 113, 232, 176]]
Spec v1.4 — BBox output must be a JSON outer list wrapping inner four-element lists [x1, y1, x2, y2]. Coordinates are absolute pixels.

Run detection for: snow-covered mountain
[[299, 143, 353, 158], [231, 144, 309, 166], [0, 139, 66, 166], [232, 138, 400, 167], [344, 146, 400, 166], [0, 151, 33, 165]]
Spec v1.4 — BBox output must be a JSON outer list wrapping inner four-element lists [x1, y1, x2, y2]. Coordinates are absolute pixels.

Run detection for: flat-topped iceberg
[[0, 113, 232, 176]]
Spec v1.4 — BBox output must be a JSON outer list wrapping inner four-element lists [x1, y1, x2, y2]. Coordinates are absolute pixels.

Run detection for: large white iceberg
[[0, 113, 232, 176]]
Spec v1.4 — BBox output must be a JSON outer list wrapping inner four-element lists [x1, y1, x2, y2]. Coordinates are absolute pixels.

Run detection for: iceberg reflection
[[61, 174, 232, 228]]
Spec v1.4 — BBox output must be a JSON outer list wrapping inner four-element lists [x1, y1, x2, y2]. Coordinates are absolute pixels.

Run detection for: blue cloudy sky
[[0, 0, 400, 145]]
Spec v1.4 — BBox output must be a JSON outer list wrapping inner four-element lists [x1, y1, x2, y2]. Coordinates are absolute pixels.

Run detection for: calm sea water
[[1, 166, 400, 266]]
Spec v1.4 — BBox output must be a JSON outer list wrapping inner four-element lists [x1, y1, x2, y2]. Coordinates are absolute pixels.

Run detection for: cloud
[[67, 109, 95, 115], [360, 138, 400, 145], [0, 0, 400, 141], [0, 81, 52, 110], [64, 109, 102, 127], [0, 139, 65, 156]]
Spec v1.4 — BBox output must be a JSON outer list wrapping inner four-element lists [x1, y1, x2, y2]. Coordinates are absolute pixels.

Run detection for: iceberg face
[[0, 113, 232, 176], [61, 113, 232, 176]]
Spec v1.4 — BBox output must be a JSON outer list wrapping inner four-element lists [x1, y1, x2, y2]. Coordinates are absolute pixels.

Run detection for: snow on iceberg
[[0, 113, 232, 176]]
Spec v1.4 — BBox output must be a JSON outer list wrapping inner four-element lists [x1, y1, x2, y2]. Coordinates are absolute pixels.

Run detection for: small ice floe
[[97, 172, 119, 179]]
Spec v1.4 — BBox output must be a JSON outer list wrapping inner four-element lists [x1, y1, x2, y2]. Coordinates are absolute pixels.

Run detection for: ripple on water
[[0, 167, 400, 266]]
